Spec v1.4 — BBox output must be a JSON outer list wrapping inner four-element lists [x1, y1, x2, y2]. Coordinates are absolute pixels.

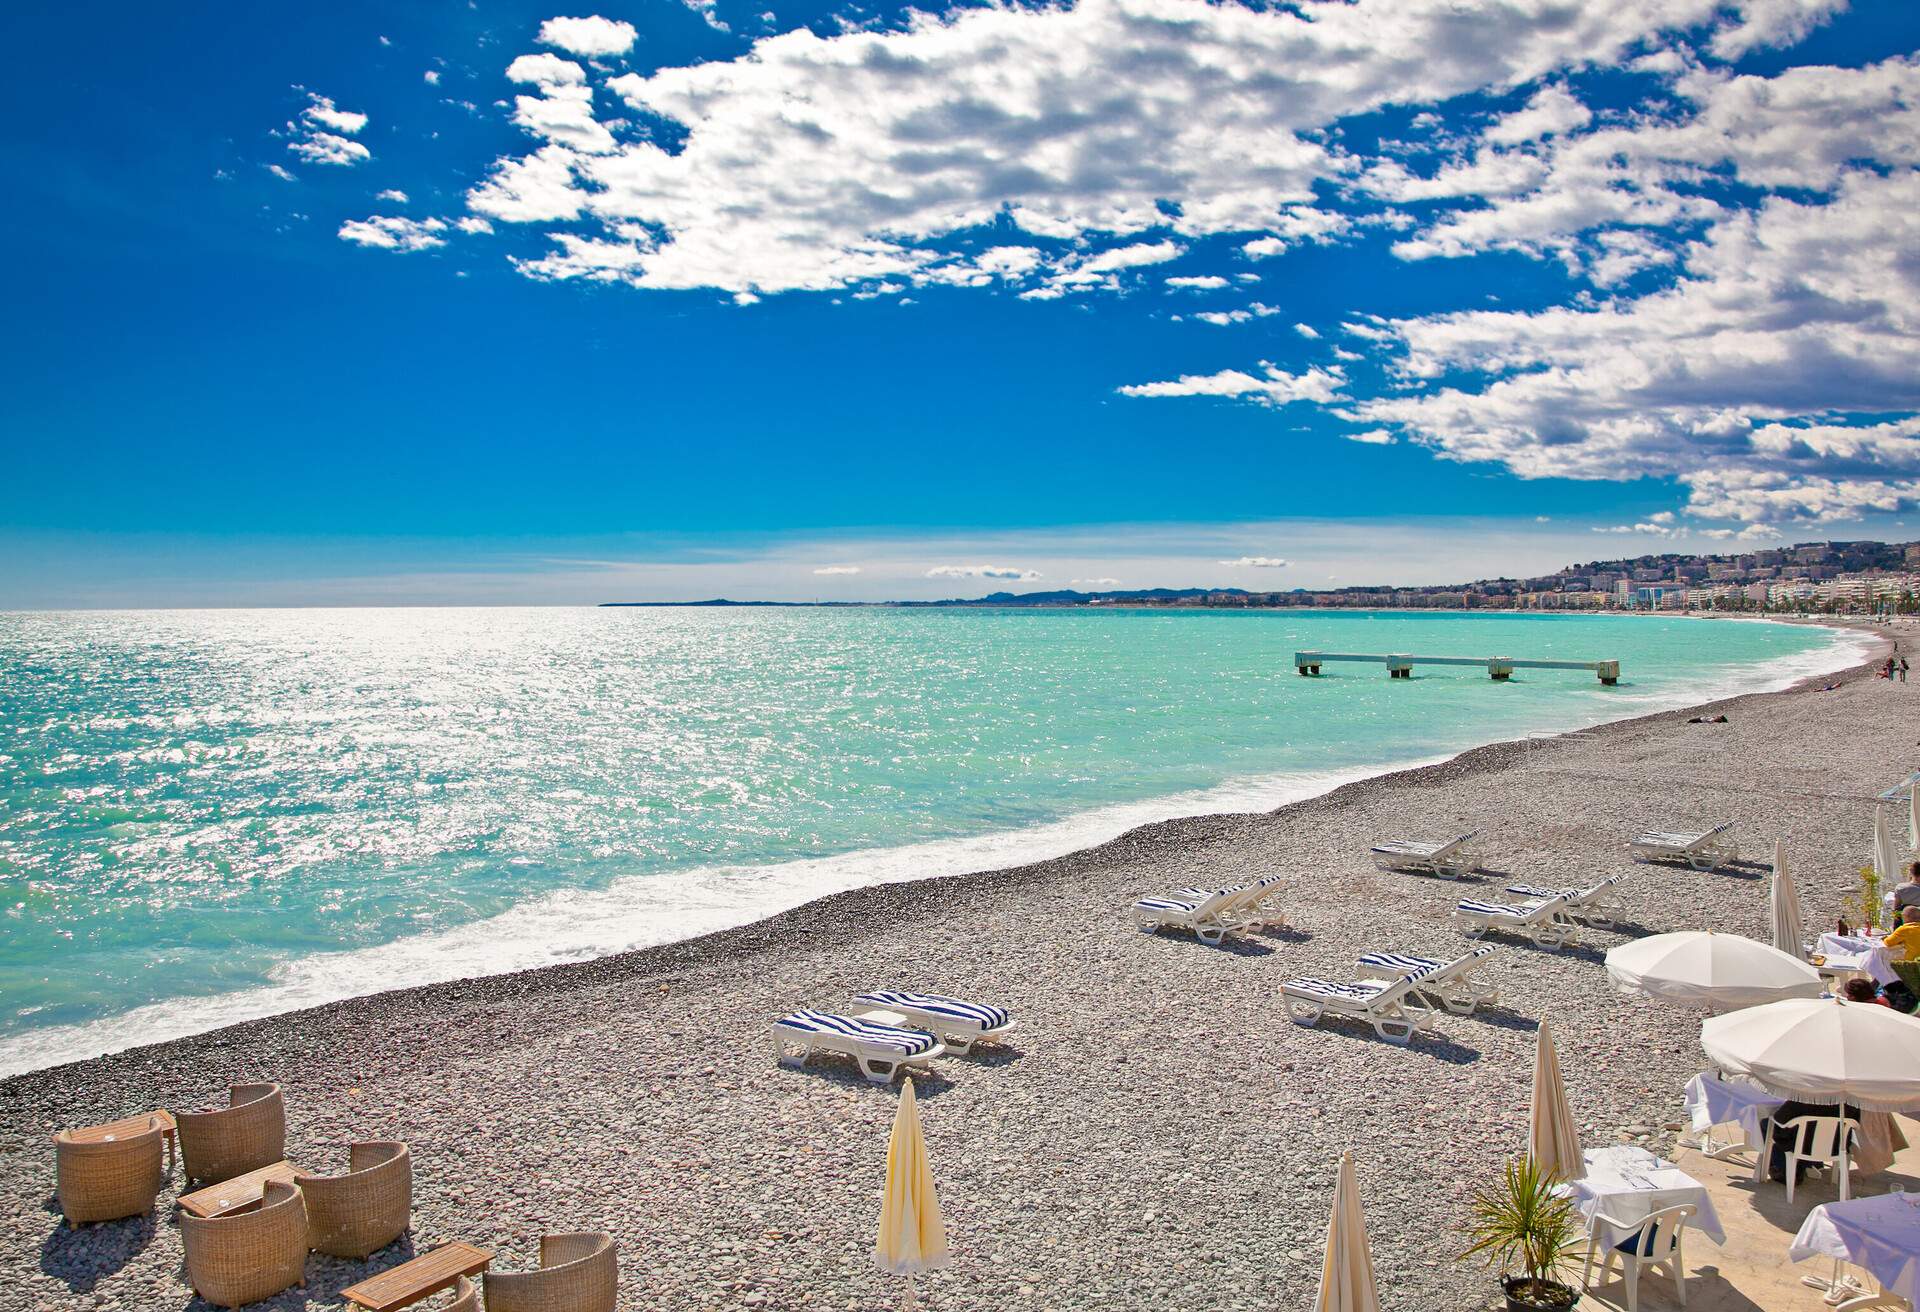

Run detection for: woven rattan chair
[[53, 1116, 167, 1226], [295, 1140, 411, 1257], [180, 1178, 307, 1308], [176, 1082, 285, 1186], [440, 1275, 480, 1312], [483, 1232, 617, 1312]]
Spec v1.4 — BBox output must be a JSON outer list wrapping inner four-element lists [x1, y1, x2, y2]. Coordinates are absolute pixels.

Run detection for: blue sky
[[2, 0, 1917, 604]]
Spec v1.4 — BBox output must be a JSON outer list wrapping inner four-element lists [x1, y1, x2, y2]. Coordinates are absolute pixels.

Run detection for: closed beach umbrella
[[1315, 1151, 1380, 1312], [1771, 843, 1806, 961], [1876, 804, 1900, 895], [875, 1077, 947, 1288], [1529, 1020, 1583, 1181], [1605, 931, 1822, 1011], [1910, 785, 1919, 851], [1702, 997, 1920, 1111]]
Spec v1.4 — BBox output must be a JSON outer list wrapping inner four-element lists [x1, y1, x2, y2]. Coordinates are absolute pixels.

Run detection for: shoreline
[[3, 620, 1910, 1311], [0, 615, 1871, 1081]]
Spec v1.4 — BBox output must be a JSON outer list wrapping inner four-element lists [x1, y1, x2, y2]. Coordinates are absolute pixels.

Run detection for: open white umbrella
[[1702, 997, 1920, 1111], [1314, 1151, 1380, 1312], [1529, 1020, 1584, 1181], [1772, 841, 1807, 961], [1606, 931, 1823, 1011]]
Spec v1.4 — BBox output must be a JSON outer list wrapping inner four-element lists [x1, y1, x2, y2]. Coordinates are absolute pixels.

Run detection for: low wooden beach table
[[175, 1158, 301, 1218], [65, 1109, 178, 1174], [343, 1241, 493, 1312]]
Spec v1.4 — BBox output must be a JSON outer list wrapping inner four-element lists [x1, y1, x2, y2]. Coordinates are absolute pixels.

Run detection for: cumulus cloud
[[1218, 556, 1289, 567], [288, 93, 371, 166], [302, 94, 367, 135], [1072, 577, 1122, 587], [1166, 275, 1229, 290], [537, 15, 638, 56], [376, 189, 409, 203], [925, 565, 1041, 581], [338, 216, 449, 252], [1119, 364, 1344, 405], [424, 70, 441, 85], [811, 565, 861, 575]]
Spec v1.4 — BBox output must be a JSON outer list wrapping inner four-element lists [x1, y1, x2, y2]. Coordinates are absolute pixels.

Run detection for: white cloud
[[267, 164, 295, 181], [507, 53, 588, 86], [811, 564, 861, 575], [290, 132, 371, 166], [1166, 275, 1229, 290], [1119, 364, 1345, 405], [1071, 577, 1122, 587], [459, 0, 1832, 296], [425, 70, 442, 85], [1345, 430, 1395, 445], [303, 94, 367, 135], [455, 216, 494, 234], [537, 15, 638, 56], [925, 564, 1041, 581], [1217, 556, 1289, 567], [376, 189, 409, 204], [512, 83, 617, 153], [680, 0, 731, 32], [1482, 84, 1591, 145], [338, 216, 449, 252], [1294, 323, 1320, 339]]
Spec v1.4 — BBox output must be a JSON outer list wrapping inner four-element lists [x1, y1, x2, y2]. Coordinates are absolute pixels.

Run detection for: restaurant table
[[1684, 1072, 1785, 1170], [1566, 1144, 1727, 1249], [1818, 933, 1899, 987], [1790, 1193, 1920, 1305]]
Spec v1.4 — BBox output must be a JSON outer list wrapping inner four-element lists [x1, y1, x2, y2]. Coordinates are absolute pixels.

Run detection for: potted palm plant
[[1461, 1156, 1582, 1311]]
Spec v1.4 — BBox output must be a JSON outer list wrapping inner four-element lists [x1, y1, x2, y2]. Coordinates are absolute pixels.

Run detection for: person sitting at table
[[1884, 906, 1920, 962], [1894, 863, 1920, 918], [1841, 977, 1891, 1007], [1768, 1097, 1865, 1183]]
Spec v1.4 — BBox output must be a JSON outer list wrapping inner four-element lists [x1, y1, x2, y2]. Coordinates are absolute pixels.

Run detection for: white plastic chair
[[1778, 1115, 1860, 1204], [1583, 1202, 1693, 1312]]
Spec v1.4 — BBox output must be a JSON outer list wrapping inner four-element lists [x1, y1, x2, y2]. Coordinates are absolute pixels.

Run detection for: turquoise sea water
[[0, 607, 1859, 1075]]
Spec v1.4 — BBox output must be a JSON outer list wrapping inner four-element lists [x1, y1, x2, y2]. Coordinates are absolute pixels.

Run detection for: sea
[[0, 606, 1866, 1077]]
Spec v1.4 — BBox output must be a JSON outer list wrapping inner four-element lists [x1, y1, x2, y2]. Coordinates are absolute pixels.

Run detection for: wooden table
[[343, 1241, 493, 1312], [63, 1110, 177, 1174], [175, 1159, 301, 1219]]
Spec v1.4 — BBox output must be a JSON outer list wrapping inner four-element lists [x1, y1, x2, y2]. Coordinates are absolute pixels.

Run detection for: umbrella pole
[[902, 1274, 918, 1310]]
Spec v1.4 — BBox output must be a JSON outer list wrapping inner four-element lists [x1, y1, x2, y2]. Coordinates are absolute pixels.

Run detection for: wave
[[0, 617, 1872, 1080]]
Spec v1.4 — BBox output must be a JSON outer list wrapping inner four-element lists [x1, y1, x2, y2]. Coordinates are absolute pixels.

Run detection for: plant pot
[[1502, 1275, 1579, 1311]]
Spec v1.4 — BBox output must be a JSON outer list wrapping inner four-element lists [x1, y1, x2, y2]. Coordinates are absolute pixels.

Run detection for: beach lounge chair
[[54, 1114, 169, 1227], [484, 1233, 617, 1312], [1133, 883, 1264, 945], [1504, 875, 1628, 929], [176, 1082, 286, 1186], [772, 1009, 945, 1084], [1354, 947, 1500, 1015], [852, 991, 1015, 1055], [1452, 894, 1580, 948], [1280, 972, 1437, 1045], [1370, 832, 1480, 878], [1169, 874, 1288, 932], [295, 1141, 411, 1258], [1630, 822, 1737, 871], [180, 1179, 308, 1309]]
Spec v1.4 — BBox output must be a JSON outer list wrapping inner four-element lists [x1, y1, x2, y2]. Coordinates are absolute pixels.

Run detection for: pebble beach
[[1, 624, 1908, 1312]]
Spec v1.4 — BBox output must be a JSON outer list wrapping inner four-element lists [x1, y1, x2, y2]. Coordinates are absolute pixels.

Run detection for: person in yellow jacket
[[1883, 907, 1920, 962]]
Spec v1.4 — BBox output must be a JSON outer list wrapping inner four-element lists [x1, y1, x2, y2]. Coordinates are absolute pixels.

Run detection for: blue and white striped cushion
[[1136, 896, 1201, 912], [1285, 978, 1391, 1002], [856, 991, 1010, 1030], [1173, 881, 1246, 900], [776, 1010, 938, 1055], [1357, 951, 1444, 978], [1504, 883, 1564, 900], [1457, 899, 1538, 920]]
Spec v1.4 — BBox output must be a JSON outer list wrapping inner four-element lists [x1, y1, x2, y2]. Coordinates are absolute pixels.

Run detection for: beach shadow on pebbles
[[1458, 1003, 1538, 1033], [772, 1059, 961, 1098], [38, 1209, 157, 1292], [1294, 1021, 1483, 1065]]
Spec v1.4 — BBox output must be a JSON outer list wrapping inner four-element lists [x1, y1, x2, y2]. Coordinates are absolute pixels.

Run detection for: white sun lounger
[[1133, 885, 1249, 945], [1504, 875, 1627, 928], [772, 1009, 945, 1084], [1354, 946, 1500, 1015], [1281, 972, 1437, 1045], [1452, 893, 1580, 948], [852, 991, 1015, 1055], [1369, 831, 1480, 878], [1169, 874, 1288, 933], [1630, 822, 1737, 870]]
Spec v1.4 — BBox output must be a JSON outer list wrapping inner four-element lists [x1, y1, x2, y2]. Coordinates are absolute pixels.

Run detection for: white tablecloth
[[1567, 1145, 1726, 1248], [1790, 1194, 1920, 1303], [1817, 933, 1898, 986], [1684, 1072, 1786, 1142]]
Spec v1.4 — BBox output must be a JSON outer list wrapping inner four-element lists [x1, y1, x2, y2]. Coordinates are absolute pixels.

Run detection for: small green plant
[[1461, 1156, 1581, 1308], [1843, 864, 1886, 933]]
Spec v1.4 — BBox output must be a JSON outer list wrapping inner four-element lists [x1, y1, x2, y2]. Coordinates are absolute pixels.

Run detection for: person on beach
[[1841, 977, 1891, 1006], [1884, 907, 1920, 961], [1894, 863, 1920, 918], [1902, 657, 1910, 683]]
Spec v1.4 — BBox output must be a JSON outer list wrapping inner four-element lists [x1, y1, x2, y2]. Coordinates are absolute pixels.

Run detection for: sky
[[2, 0, 1918, 605]]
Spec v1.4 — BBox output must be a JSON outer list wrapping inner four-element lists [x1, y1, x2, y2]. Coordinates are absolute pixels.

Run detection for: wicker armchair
[[176, 1082, 285, 1186], [483, 1233, 617, 1312], [440, 1275, 480, 1312], [180, 1179, 307, 1309], [295, 1140, 411, 1257], [53, 1116, 167, 1226]]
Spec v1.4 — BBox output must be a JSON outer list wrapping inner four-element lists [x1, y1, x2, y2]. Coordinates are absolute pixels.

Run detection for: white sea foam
[[0, 618, 1873, 1080]]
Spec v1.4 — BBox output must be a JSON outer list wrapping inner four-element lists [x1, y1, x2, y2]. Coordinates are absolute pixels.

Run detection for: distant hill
[[600, 588, 1252, 608]]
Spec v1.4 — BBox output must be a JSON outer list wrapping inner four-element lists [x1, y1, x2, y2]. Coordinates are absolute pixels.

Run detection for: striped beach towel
[[1283, 978, 1393, 1002], [1456, 899, 1542, 920], [1356, 951, 1446, 979], [856, 991, 1011, 1031], [775, 1010, 938, 1055]]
